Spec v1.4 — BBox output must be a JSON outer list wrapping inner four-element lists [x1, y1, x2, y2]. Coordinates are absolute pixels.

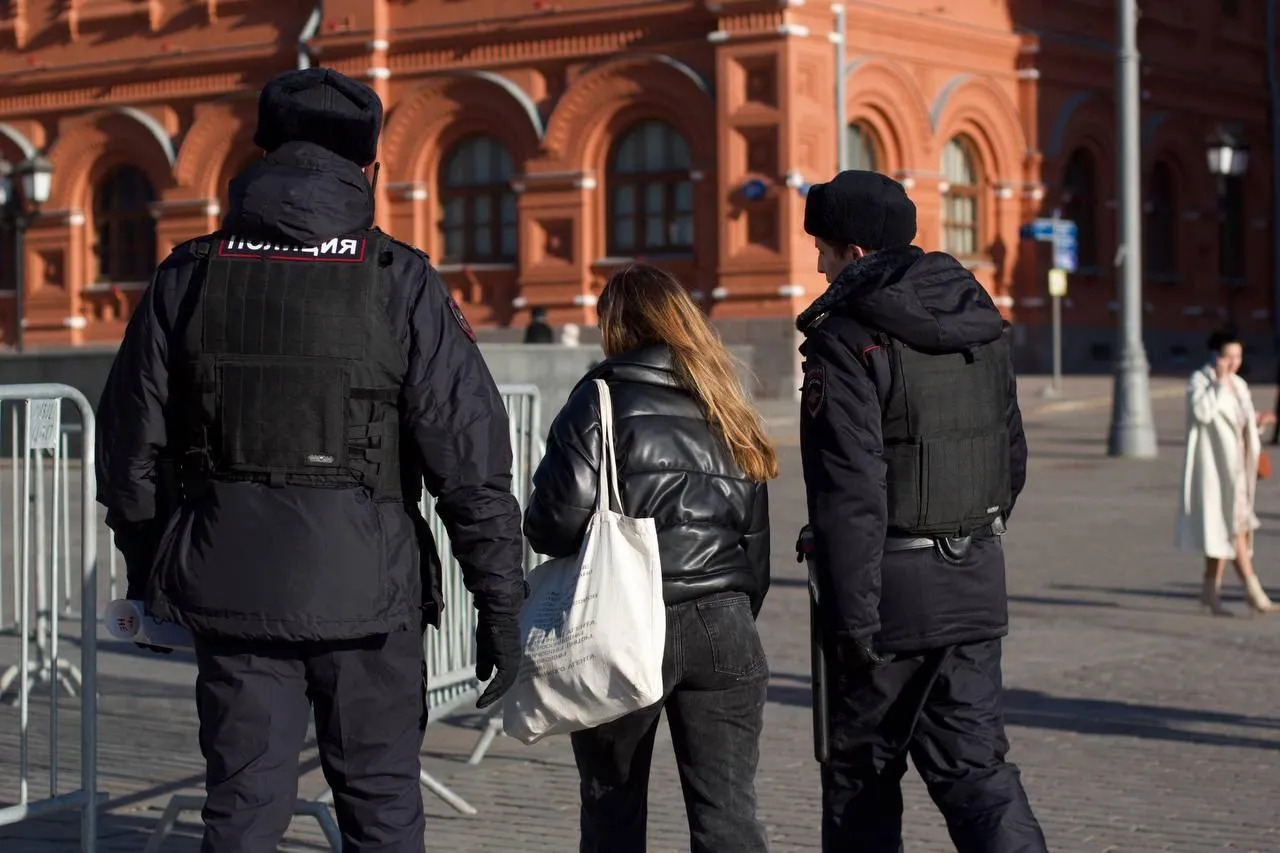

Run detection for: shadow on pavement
[[1052, 581, 1260, 605], [1008, 594, 1121, 609], [1005, 689, 1280, 749], [1045, 435, 1187, 450], [0, 810, 331, 852], [768, 576, 808, 590], [0, 811, 204, 852], [766, 675, 1280, 750], [767, 672, 813, 709]]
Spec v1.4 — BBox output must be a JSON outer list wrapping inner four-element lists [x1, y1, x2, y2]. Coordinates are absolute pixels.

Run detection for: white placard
[[26, 399, 61, 452]]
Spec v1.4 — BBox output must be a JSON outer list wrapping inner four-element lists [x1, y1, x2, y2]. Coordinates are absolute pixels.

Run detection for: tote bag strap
[[593, 379, 626, 514]]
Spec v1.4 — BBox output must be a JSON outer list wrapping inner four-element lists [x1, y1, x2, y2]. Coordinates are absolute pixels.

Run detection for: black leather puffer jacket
[[523, 344, 771, 613]]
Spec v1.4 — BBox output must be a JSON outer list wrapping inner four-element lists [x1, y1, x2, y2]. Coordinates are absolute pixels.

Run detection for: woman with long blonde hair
[[524, 263, 777, 853]]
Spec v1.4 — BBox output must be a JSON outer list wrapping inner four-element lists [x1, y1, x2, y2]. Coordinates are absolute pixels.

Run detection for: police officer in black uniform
[[796, 170, 1046, 853], [96, 68, 526, 853]]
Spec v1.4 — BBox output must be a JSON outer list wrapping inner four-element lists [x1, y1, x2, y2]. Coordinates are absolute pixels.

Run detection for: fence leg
[[466, 711, 504, 766], [419, 766, 478, 816], [142, 795, 342, 853], [295, 800, 343, 849], [0, 521, 82, 705], [0, 662, 18, 698], [315, 761, 478, 816], [0, 648, 81, 705], [140, 795, 204, 853]]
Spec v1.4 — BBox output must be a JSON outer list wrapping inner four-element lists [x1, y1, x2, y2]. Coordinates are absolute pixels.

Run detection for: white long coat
[[1175, 364, 1261, 559]]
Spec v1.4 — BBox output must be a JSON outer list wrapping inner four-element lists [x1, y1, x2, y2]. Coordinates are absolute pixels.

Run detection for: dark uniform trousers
[[822, 638, 1046, 853], [194, 628, 427, 853]]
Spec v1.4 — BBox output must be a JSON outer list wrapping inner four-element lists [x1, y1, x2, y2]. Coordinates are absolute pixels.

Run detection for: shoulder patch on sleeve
[[803, 363, 826, 417], [448, 296, 477, 343]]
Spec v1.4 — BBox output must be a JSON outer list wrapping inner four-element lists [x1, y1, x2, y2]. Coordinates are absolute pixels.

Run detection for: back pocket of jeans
[[696, 592, 767, 678]]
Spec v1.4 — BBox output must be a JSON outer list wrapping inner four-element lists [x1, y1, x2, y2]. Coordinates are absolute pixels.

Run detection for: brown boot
[[1244, 575, 1277, 614]]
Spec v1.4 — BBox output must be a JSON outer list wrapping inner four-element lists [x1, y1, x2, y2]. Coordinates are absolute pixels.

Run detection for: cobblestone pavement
[[4, 375, 1280, 852]]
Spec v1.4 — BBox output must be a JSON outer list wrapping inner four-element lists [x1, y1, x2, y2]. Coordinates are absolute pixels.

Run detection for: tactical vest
[[175, 230, 410, 503], [880, 333, 1012, 537]]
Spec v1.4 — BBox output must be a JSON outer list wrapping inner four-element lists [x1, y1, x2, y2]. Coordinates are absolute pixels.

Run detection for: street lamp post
[[0, 154, 53, 353], [1107, 0, 1159, 458], [1207, 128, 1250, 328]]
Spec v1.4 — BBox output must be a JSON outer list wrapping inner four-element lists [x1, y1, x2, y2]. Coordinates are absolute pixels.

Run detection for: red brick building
[[0, 0, 1274, 378]]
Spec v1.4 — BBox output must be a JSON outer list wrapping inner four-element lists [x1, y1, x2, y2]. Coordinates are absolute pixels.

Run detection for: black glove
[[795, 525, 815, 564], [475, 611, 521, 709], [837, 637, 893, 671], [112, 517, 163, 604]]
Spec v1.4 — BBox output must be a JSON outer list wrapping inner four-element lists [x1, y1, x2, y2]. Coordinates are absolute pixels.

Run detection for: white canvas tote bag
[[503, 379, 666, 745]]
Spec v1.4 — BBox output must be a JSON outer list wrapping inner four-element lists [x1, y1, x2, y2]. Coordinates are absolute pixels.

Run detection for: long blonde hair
[[597, 264, 778, 482]]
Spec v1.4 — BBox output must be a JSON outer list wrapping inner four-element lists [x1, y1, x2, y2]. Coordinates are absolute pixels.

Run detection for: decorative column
[[710, 21, 836, 320], [511, 170, 599, 326], [21, 210, 79, 346]]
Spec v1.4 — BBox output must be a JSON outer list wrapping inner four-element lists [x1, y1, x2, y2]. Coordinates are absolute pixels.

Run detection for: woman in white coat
[[1176, 331, 1277, 614]]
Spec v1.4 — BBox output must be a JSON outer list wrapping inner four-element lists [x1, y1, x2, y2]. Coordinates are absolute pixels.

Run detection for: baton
[[798, 527, 829, 764], [809, 576, 829, 763]]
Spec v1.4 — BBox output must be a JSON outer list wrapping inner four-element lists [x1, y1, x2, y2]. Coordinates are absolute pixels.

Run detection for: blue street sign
[[1052, 230, 1077, 273], [1020, 218, 1077, 243], [1021, 220, 1054, 241], [1021, 217, 1078, 272]]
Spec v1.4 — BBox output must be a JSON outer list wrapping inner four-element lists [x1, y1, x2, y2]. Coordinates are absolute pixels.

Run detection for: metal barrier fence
[[0, 384, 99, 853], [144, 385, 544, 849]]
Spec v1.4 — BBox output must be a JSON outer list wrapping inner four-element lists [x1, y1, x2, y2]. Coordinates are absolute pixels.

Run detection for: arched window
[[607, 120, 694, 256], [94, 165, 156, 283], [847, 123, 879, 172], [941, 136, 981, 257], [438, 135, 517, 263], [1146, 161, 1177, 278], [1061, 148, 1098, 269]]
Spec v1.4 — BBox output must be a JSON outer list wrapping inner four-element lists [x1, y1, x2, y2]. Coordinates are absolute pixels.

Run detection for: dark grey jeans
[[570, 590, 770, 853]]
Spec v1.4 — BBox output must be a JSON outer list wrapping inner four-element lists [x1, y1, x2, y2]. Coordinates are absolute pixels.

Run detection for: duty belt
[[883, 515, 1007, 553]]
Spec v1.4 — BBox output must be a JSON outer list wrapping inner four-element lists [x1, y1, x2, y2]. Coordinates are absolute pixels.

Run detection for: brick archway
[[1052, 95, 1116, 229], [173, 96, 257, 199], [1146, 113, 1216, 209], [845, 58, 932, 173], [931, 74, 1027, 184], [46, 110, 175, 211], [1053, 101, 1115, 187], [542, 54, 715, 171], [382, 73, 543, 185], [0, 122, 37, 162]]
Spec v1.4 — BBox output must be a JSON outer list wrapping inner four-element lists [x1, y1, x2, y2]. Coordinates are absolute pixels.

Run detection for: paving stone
[[3, 376, 1280, 851]]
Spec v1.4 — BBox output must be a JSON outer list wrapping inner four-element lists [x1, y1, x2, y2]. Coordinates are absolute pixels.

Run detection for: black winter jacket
[[797, 245, 1027, 654], [96, 141, 526, 641], [523, 345, 771, 613]]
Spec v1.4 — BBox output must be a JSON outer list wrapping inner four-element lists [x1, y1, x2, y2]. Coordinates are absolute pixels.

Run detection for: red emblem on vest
[[449, 297, 476, 343]]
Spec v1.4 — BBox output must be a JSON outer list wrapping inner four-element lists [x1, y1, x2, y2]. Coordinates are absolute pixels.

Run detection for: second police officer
[[796, 170, 1048, 853], [96, 68, 527, 852]]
